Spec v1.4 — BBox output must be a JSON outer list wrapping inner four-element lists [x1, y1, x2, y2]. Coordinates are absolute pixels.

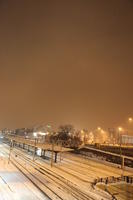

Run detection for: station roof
[[5, 135, 73, 153]]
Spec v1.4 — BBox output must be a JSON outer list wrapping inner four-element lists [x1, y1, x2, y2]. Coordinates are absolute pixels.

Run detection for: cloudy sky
[[0, 0, 133, 130]]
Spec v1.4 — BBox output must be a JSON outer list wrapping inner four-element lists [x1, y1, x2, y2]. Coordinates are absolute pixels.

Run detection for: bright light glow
[[101, 130, 104, 134], [33, 132, 37, 137], [97, 127, 101, 131], [118, 127, 123, 132], [128, 117, 133, 122], [39, 132, 47, 136], [81, 130, 84, 134], [36, 148, 41, 156]]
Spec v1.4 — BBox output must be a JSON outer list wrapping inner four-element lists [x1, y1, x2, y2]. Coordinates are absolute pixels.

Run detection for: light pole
[[118, 127, 123, 156], [128, 117, 133, 132], [128, 117, 133, 123], [33, 132, 38, 161], [118, 127, 125, 170], [51, 141, 54, 167], [8, 139, 13, 164], [97, 127, 101, 131]]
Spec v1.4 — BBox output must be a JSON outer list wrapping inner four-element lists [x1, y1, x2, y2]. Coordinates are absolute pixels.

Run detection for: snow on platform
[[0, 147, 49, 200]]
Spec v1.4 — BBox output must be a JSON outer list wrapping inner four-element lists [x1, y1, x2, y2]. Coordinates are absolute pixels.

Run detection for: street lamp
[[8, 139, 13, 164], [128, 117, 133, 122], [118, 127, 123, 158], [118, 127, 123, 145], [97, 127, 101, 131], [33, 132, 38, 161], [118, 127, 126, 171], [118, 127, 123, 132]]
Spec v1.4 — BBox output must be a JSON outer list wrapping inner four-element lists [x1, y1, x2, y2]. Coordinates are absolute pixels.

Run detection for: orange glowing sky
[[0, 0, 133, 130]]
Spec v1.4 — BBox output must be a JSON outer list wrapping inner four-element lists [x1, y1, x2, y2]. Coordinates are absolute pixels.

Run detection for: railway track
[[12, 150, 94, 200], [11, 157, 63, 200], [1, 145, 97, 200], [61, 158, 117, 178], [63, 153, 124, 176]]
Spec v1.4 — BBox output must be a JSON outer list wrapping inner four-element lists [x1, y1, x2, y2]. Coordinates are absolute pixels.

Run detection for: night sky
[[0, 0, 133, 130]]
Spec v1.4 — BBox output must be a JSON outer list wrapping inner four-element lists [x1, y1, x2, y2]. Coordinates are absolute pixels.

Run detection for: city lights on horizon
[[33, 132, 37, 137], [33, 132, 48, 137]]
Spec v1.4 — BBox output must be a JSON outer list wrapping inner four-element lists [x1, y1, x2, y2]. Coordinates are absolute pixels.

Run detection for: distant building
[[121, 135, 133, 144], [108, 128, 116, 143]]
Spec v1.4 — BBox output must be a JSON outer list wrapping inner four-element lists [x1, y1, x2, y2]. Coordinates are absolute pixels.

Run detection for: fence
[[94, 175, 133, 185]]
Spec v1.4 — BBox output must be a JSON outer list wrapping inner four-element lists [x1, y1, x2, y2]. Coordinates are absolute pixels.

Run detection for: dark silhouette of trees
[[57, 124, 74, 141], [47, 124, 82, 148]]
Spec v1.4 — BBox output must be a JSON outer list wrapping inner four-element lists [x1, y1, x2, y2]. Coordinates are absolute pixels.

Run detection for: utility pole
[[51, 141, 54, 167], [118, 129, 124, 170], [8, 139, 13, 164], [60, 141, 62, 162], [120, 135, 122, 158], [118, 127, 123, 163], [33, 138, 37, 161]]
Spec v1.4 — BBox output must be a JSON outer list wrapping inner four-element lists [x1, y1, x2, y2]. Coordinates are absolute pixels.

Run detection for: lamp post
[[97, 127, 101, 131], [128, 117, 133, 123], [118, 127, 125, 170], [8, 139, 13, 164], [118, 127, 122, 156], [33, 132, 38, 161]]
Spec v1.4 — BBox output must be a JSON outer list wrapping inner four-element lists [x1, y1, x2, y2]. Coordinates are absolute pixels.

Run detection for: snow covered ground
[[0, 144, 49, 200], [0, 140, 132, 200]]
